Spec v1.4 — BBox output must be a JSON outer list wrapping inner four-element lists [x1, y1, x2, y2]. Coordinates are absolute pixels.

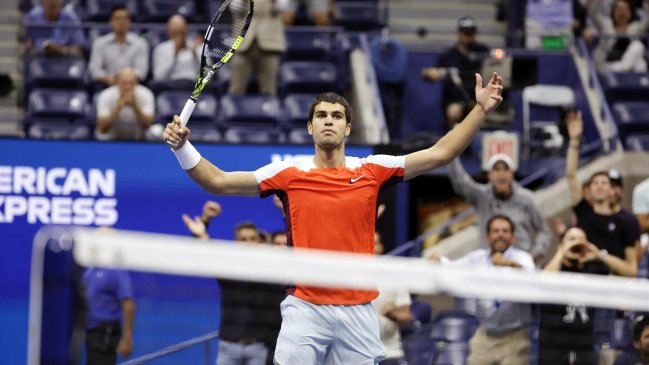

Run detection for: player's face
[[308, 102, 350, 149], [487, 218, 514, 253]]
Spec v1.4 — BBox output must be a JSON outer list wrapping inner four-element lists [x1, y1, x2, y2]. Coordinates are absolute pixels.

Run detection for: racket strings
[[202, 0, 251, 70]]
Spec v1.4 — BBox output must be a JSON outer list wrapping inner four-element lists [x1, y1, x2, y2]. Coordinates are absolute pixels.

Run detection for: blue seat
[[224, 126, 285, 144], [26, 118, 91, 140], [86, 0, 138, 21], [283, 93, 317, 126], [411, 299, 433, 326], [402, 331, 439, 365], [143, 0, 196, 22], [280, 61, 339, 95], [28, 88, 88, 120], [429, 311, 480, 343], [188, 125, 222, 142], [220, 95, 281, 125], [286, 128, 311, 143], [435, 342, 469, 365], [27, 57, 87, 90], [335, 1, 382, 31], [453, 297, 478, 314], [285, 29, 334, 61], [625, 134, 649, 151], [613, 102, 649, 136], [600, 71, 649, 102], [156, 92, 218, 125]]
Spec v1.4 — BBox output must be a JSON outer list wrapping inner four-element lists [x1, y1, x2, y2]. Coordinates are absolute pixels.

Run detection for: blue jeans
[[216, 340, 268, 365]]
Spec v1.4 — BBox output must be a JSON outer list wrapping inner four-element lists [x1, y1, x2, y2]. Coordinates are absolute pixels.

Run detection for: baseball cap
[[458, 16, 477, 34], [608, 169, 623, 187], [486, 153, 515, 171]]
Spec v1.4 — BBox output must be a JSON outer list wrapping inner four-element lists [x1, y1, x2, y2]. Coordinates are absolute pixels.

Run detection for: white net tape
[[72, 228, 649, 311]]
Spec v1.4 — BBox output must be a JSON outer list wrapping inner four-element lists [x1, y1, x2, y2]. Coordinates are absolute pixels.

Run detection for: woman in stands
[[589, 0, 649, 72]]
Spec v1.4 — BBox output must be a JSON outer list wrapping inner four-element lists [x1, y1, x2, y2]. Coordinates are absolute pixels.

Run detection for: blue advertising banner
[[0, 138, 372, 364]]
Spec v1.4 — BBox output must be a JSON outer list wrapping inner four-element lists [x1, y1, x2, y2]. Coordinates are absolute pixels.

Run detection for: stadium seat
[[411, 299, 433, 326], [522, 84, 575, 156], [85, 0, 138, 21], [187, 125, 222, 142], [612, 318, 633, 350], [286, 128, 311, 143], [280, 61, 339, 95], [284, 29, 334, 61], [27, 57, 87, 90], [26, 118, 91, 140], [220, 95, 281, 125], [402, 331, 439, 365], [224, 126, 285, 144], [625, 134, 649, 151], [429, 311, 480, 343], [613, 102, 649, 137], [143, 0, 196, 22], [28, 88, 88, 120], [435, 342, 469, 365], [156, 92, 218, 125], [283, 93, 317, 126], [335, 1, 382, 31], [453, 297, 478, 314], [600, 71, 649, 102]]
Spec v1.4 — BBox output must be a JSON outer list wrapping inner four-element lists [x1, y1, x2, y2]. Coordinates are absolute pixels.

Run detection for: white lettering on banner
[[0, 165, 119, 226]]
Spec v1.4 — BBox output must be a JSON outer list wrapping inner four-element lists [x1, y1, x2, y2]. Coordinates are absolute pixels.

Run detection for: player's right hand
[[163, 115, 190, 150]]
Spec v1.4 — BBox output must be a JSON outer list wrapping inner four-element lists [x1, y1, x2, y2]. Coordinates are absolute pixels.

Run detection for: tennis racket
[[178, 0, 254, 127]]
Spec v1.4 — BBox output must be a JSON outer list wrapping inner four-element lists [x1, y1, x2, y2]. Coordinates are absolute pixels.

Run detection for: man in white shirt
[[429, 214, 533, 365], [151, 15, 202, 91], [633, 177, 649, 248], [95, 67, 155, 141]]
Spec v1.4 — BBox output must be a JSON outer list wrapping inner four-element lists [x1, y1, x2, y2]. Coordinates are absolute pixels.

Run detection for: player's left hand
[[475, 72, 503, 114]]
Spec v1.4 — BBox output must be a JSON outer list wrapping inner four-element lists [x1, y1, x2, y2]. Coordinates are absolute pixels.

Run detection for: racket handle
[[179, 99, 196, 127]]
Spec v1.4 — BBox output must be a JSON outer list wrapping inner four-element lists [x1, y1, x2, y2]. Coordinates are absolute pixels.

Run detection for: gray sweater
[[448, 159, 551, 259]]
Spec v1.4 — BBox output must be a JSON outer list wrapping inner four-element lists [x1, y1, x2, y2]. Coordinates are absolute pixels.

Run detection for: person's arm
[[135, 38, 150, 81], [152, 44, 175, 81], [404, 72, 503, 180], [163, 116, 261, 196], [565, 110, 583, 205], [116, 298, 135, 357], [130, 89, 154, 127], [491, 252, 523, 268], [88, 39, 110, 82], [586, 243, 638, 277], [543, 245, 567, 272], [447, 158, 483, 205], [636, 213, 649, 234], [96, 92, 122, 133], [381, 302, 412, 326]]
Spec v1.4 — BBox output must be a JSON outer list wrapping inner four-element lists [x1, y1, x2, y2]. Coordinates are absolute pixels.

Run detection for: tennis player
[[163, 72, 503, 364]]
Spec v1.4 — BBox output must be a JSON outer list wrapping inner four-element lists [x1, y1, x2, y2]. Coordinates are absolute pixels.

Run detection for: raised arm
[[163, 116, 261, 196], [404, 72, 503, 180], [565, 110, 583, 205]]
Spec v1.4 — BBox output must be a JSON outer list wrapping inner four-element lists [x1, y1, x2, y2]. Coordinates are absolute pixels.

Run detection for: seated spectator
[[372, 231, 412, 365], [613, 316, 649, 365], [228, 0, 286, 96], [151, 15, 201, 91], [283, 0, 334, 26], [589, 0, 649, 72], [271, 231, 288, 246], [448, 154, 552, 262], [421, 17, 490, 130], [428, 215, 533, 365], [565, 112, 639, 276], [23, 0, 85, 57], [95, 68, 155, 141], [89, 5, 149, 87], [539, 227, 619, 364]]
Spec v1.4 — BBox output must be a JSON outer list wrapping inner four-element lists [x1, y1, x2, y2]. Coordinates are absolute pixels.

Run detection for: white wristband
[[172, 141, 201, 170]]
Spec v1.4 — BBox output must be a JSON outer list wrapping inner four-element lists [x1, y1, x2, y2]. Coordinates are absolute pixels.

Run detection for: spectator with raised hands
[[565, 109, 639, 277]]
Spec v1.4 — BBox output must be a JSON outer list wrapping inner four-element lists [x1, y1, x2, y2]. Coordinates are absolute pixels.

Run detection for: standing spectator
[[151, 15, 202, 91], [422, 16, 490, 130], [283, 0, 334, 26], [589, 0, 649, 72], [565, 111, 639, 276], [429, 215, 533, 365], [633, 176, 649, 247], [539, 227, 620, 365], [181, 208, 285, 365], [448, 154, 552, 262], [23, 0, 86, 57], [95, 67, 155, 141], [372, 231, 412, 365], [613, 316, 649, 365], [83, 228, 135, 365], [88, 5, 149, 87], [228, 0, 286, 96]]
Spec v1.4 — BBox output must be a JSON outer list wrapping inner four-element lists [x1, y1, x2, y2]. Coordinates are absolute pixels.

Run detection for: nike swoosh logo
[[349, 175, 364, 184]]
